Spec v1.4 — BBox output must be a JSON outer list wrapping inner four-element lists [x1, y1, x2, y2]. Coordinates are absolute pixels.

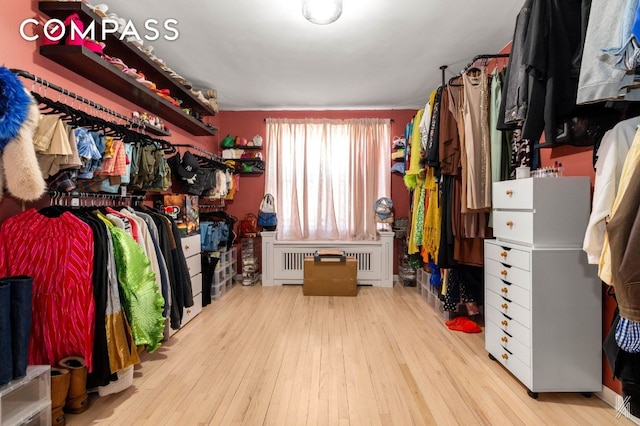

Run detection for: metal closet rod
[[10, 68, 141, 127], [171, 143, 224, 162], [460, 53, 510, 74]]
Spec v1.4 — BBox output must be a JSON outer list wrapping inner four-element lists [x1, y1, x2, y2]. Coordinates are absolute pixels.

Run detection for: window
[[265, 118, 391, 241]]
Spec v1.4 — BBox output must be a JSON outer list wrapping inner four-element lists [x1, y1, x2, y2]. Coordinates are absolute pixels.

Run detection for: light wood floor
[[67, 284, 630, 425]]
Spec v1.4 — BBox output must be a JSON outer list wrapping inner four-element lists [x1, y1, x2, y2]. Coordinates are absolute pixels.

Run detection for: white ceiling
[[101, 0, 523, 111]]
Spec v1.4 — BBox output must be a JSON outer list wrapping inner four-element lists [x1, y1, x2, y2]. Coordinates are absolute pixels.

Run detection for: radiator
[[261, 231, 394, 287]]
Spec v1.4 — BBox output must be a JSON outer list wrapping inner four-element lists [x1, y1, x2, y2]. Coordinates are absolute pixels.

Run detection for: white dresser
[[169, 233, 203, 337], [485, 177, 602, 398]]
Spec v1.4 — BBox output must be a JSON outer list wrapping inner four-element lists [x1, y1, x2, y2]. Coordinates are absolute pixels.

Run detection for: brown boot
[[50, 368, 70, 426], [58, 356, 90, 414]]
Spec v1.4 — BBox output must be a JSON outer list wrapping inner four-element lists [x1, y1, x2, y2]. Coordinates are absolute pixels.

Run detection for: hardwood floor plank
[[65, 284, 631, 426]]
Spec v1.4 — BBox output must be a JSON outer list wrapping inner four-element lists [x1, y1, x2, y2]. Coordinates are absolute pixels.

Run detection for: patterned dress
[[0, 209, 95, 369]]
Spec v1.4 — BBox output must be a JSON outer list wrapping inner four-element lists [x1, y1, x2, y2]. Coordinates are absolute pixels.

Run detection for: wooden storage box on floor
[[303, 256, 357, 296]]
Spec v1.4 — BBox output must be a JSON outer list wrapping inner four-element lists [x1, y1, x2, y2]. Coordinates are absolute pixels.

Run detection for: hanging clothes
[[95, 212, 165, 352], [0, 209, 95, 369], [462, 69, 491, 211]]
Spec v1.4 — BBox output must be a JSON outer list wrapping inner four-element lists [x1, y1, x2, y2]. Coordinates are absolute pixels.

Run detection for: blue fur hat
[[0, 67, 30, 151]]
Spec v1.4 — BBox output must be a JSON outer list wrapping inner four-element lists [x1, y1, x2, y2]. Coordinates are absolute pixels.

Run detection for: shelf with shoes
[[37, 1, 218, 136], [142, 123, 171, 137], [0, 365, 51, 426], [211, 247, 237, 300], [240, 238, 260, 286]]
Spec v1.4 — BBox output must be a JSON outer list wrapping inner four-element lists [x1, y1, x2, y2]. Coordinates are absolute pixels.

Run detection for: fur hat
[[0, 66, 31, 149], [0, 91, 46, 202]]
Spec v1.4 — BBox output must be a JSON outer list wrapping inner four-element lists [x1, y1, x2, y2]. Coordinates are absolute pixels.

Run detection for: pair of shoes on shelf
[[41, 13, 105, 54]]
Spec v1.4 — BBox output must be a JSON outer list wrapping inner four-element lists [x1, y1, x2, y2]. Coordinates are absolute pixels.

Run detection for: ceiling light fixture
[[302, 0, 343, 25]]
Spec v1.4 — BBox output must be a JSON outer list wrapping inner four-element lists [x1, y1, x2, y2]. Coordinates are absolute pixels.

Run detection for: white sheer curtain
[[264, 118, 391, 241]]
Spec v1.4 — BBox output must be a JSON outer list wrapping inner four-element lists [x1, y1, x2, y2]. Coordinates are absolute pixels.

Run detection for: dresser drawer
[[485, 241, 530, 271], [492, 210, 534, 245], [185, 253, 202, 277], [486, 274, 530, 310], [486, 319, 531, 366], [191, 273, 202, 296], [181, 234, 201, 258], [493, 179, 534, 210], [485, 259, 531, 289], [486, 289, 530, 328], [486, 322, 532, 386], [485, 304, 530, 346], [182, 292, 202, 326]]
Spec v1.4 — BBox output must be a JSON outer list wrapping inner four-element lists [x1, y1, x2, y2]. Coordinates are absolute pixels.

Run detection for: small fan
[[374, 197, 394, 231]]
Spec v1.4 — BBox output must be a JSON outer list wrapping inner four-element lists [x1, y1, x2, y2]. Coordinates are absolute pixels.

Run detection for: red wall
[[217, 110, 417, 274]]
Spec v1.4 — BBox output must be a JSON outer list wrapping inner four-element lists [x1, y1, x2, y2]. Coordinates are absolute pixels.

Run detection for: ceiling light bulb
[[302, 0, 343, 25]]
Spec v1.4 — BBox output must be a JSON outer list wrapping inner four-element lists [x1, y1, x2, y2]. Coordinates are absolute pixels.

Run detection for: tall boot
[[0, 278, 12, 386], [50, 368, 70, 426], [58, 356, 91, 414], [9, 275, 33, 380]]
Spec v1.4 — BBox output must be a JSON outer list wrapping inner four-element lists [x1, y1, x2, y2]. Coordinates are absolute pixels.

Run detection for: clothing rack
[[11, 69, 148, 130], [199, 200, 225, 212], [48, 190, 146, 207], [171, 144, 225, 164], [445, 53, 511, 87], [11, 69, 175, 153]]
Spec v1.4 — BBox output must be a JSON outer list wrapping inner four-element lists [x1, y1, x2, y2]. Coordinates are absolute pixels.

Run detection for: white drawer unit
[[212, 247, 238, 300], [170, 233, 203, 336], [492, 177, 590, 247], [0, 366, 51, 426], [484, 239, 602, 398], [486, 177, 601, 398]]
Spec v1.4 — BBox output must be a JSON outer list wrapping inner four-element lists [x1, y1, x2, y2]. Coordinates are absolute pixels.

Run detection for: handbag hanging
[[258, 193, 277, 231], [240, 213, 258, 237], [259, 193, 276, 213]]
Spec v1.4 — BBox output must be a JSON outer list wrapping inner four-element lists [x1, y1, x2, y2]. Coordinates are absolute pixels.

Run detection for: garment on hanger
[[583, 116, 640, 264], [0, 208, 96, 369], [462, 69, 491, 211], [578, 0, 640, 103]]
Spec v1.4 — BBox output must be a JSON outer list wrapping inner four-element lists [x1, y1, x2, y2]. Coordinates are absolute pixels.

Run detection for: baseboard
[[597, 386, 640, 425]]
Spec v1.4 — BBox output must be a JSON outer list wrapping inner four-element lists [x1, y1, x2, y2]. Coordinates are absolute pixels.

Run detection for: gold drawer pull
[[502, 353, 509, 360], [186, 308, 191, 314], [501, 303, 509, 310], [506, 221, 514, 228], [501, 287, 509, 294], [501, 337, 508, 343], [185, 245, 190, 250], [501, 270, 508, 276], [500, 251, 508, 258], [501, 320, 509, 327], [506, 190, 513, 196]]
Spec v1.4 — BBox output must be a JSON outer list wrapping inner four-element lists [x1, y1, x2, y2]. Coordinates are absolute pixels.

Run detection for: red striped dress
[[0, 209, 95, 369]]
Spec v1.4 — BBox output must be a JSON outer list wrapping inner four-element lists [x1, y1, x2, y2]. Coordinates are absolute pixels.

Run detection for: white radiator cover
[[261, 231, 394, 287]]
